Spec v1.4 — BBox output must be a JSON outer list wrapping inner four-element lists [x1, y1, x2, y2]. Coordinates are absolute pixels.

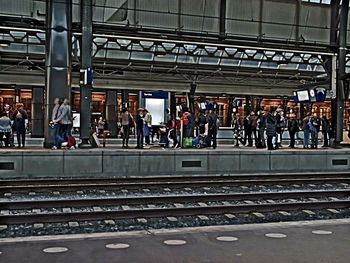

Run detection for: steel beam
[[79, 0, 93, 148]]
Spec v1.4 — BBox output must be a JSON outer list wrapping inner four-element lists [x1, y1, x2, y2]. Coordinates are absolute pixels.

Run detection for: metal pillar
[[79, 0, 93, 148], [170, 92, 177, 118], [219, 0, 226, 39], [227, 96, 233, 127], [189, 83, 196, 114], [335, 0, 349, 144], [122, 90, 129, 109], [105, 90, 118, 137], [14, 86, 20, 103], [31, 87, 44, 138], [44, 0, 72, 148]]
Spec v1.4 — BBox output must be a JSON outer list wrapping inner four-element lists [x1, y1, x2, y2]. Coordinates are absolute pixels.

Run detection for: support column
[[106, 90, 118, 137], [219, 0, 226, 39], [79, 0, 93, 147], [44, 0, 72, 147], [189, 83, 196, 114], [14, 86, 20, 103], [170, 92, 177, 118], [31, 87, 44, 138], [227, 96, 233, 127], [122, 90, 129, 109], [335, 0, 349, 144]]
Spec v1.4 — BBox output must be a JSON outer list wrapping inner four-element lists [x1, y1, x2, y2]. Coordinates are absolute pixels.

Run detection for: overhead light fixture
[[0, 40, 10, 47]]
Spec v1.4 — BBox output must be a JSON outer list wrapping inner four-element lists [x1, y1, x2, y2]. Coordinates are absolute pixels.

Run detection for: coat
[[12, 109, 28, 133], [266, 113, 277, 136]]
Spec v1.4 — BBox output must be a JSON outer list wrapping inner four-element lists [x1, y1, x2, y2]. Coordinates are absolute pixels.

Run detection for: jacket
[[55, 104, 72, 125], [266, 113, 277, 136], [288, 119, 299, 133], [12, 109, 28, 132]]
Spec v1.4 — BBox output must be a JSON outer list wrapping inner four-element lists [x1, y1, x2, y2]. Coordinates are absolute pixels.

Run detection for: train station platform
[[0, 219, 349, 263], [0, 146, 349, 178]]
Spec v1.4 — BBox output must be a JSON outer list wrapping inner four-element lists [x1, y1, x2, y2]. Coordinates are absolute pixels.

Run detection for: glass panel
[[94, 49, 106, 58], [154, 54, 176, 62], [177, 55, 198, 63], [220, 58, 240, 66], [162, 43, 176, 51], [260, 61, 278, 69], [28, 45, 45, 54], [199, 56, 220, 65], [130, 51, 154, 61], [140, 41, 154, 48], [107, 50, 130, 59]]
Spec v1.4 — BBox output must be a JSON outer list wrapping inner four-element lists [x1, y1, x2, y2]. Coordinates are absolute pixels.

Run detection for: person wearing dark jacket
[[266, 107, 277, 150], [3, 103, 14, 147], [321, 115, 330, 147], [243, 114, 253, 147], [135, 108, 144, 149], [12, 103, 28, 148], [257, 111, 266, 148], [288, 114, 299, 148], [206, 108, 218, 149]]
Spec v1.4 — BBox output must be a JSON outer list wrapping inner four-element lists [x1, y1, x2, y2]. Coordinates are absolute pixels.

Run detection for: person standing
[[321, 115, 330, 147], [257, 110, 266, 148], [3, 103, 14, 147], [266, 107, 277, 150], [302, 112, 312, 149], [232, 113, 242, 147], [0, 111, 12, 147], [288, 114, 299, 148], [50, 98, 63, 150], [97, 117, 105, 137], [206, 108, 218, 149], [250, 111, 258, 144], [135, 108, 144, 149], [143, 109, 152, 145], [310, 113, 321, 149], [243, 114, 253, 147], [121, 108, 133, 148], [54, 98, 72, 140], [181, 107, 192, 138], [12, 103, 28, 148]]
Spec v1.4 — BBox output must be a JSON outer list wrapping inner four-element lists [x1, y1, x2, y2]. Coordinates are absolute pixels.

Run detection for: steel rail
[[1, 189, 350, 210], [1, 199, 350, 225], [1, 176, 350, 193]]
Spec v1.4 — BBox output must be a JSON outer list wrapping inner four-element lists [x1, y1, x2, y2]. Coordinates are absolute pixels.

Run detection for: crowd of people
[[0, 103, 28, 148], [231, 106, 332, 150], [0, 99, 334, 151]]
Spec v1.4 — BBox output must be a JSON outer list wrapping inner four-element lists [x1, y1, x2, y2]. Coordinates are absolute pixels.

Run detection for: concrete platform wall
[[0, 150, 349, 178]]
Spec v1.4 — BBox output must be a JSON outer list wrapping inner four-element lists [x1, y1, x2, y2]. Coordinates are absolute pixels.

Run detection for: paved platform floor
[[0, 144, 345, 152], [1, 219, 350, 263]]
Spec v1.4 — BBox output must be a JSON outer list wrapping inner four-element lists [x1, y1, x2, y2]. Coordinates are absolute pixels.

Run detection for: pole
[[79, 0, 93, 147]]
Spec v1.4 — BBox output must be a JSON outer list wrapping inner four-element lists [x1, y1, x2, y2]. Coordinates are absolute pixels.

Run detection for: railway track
[[1, 189, 350, 225], [1, 173, 350, 193]]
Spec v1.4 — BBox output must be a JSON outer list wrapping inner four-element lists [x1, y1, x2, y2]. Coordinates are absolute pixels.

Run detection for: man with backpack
[[206, 107, 218, 149], [181, 107, 192, 138]]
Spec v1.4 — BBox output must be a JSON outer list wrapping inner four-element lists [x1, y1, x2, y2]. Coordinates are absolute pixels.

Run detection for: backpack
[[182, 112, 191, 126], [66, 136, 76, 148]]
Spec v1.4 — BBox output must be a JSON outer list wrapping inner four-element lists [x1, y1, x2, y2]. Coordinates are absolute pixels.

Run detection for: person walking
[[288, 114, 299, 148], [121, 108, 133, 148], [266, 107, 277, 150], [206, 108, 218, 149], [0, 111, 12, 147], [50, 98, 63, 150], [321, 115, 330, 147], [302, 112, 312, 149], [135, 108, 144, 149], [12, 103, 28, 148]]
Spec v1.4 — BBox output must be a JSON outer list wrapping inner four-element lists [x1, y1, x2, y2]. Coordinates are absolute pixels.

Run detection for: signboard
[[142, 91, 168, 99]]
